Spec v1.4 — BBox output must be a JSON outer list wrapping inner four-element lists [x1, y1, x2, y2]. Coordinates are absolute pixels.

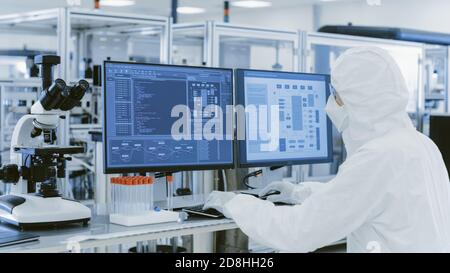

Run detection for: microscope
[[0, 55, 91, 229]]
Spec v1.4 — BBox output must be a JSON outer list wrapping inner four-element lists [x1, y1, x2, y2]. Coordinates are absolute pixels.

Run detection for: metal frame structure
[[0, 8, 172, 202], [0, 7, 171, 111], [173, 21, 300, 70], [64, 8, 171, 80]]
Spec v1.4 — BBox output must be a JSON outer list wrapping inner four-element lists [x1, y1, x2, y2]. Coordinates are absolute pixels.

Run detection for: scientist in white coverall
[[204, 46, 450, 253]]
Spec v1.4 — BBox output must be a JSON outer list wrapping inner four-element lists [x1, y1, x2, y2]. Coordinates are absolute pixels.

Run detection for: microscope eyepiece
[[39, 78, 66, 111], [37, 77, 88, 112], [72, 80, 89, 99], [59, 80, 90, 111]]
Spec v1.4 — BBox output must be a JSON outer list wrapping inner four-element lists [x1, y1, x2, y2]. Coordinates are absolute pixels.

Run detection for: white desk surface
[[0, 215, 237, 253]]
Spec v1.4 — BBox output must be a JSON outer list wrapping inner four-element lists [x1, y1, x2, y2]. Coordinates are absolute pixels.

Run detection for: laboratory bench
[[0, 215, 237, 253], [0, 215, 347, 253], [0, 193, 346, 253]]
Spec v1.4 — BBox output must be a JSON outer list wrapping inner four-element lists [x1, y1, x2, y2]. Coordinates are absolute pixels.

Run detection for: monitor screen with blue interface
[[103, 62, 234, 173], [236, 69, 333, 168]]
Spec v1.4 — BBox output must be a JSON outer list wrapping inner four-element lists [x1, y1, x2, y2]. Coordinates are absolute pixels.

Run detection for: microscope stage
[[13, 146, 85, 156]]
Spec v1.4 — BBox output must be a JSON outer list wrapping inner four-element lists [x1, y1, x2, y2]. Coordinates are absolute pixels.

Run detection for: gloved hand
[[259, 181, 322, 205], [203, 191, 236, 218]]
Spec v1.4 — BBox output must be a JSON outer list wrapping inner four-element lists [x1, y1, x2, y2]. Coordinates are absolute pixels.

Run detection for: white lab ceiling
[[0, 0, 363, 16]]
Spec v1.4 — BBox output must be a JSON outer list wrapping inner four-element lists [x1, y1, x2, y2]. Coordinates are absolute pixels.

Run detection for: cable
[[222, 169, 228, 192], [270, 166, 284, 171], [154, 172, 164, 179], [24, 154, 31, 168], [242, 169, 263, 189]]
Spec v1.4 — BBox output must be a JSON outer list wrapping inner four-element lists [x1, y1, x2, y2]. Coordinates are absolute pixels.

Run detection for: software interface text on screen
[[104, 62, 234, 172]]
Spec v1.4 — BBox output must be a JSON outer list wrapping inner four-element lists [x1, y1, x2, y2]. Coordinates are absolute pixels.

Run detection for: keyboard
[[0, 229, 39, 247], [182, 205, 224, 219]]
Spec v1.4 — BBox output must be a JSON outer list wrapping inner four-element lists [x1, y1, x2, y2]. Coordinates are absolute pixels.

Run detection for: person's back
[[347, 127, 450, 252], [206, 46, 450, 253]]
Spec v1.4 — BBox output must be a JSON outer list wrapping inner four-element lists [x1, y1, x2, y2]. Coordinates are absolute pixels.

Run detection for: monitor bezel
[[234, 68, 334, 169], [103, 61, 235, 174]]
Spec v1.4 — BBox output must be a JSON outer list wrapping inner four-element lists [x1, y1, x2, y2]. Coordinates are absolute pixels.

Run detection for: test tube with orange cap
[[148, 175, 155, 211], [166, 174, 174, 211], [110, 176, 155, 215]]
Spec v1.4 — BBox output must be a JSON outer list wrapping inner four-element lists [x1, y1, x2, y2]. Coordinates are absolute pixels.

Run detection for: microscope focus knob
[[0, 164, 20, 184]]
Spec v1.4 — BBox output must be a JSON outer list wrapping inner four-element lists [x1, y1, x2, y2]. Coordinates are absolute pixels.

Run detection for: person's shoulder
[[360, 129, 415, 159]]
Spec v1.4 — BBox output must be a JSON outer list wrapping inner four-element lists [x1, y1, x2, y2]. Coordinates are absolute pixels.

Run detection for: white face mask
[[325, 95, 349, 133]]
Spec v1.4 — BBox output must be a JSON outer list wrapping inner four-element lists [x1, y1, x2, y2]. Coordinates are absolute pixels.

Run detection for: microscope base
[[0, 194, 91, 229]]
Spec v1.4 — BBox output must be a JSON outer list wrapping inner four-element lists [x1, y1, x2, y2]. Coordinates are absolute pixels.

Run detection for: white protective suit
[[224, 47, 450, 253]]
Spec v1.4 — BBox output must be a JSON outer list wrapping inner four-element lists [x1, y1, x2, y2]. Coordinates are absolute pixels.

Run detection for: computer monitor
[[429, 115, 450, 177], [103, 61, 234, 173], [235, 69, 333, 168]]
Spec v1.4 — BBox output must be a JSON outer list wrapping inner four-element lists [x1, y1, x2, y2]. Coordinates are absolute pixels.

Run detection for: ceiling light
[[231, 1, 272, 8], [100, 0, 135, 7], [367, 0, 382, 6], [177, 6, 206, 14]]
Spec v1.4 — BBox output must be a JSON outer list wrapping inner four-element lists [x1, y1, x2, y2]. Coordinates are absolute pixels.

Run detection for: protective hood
[[331, 47, 414, 154]]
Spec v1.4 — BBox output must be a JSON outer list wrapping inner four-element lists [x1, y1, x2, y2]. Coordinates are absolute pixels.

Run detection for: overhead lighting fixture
[[100, 0, 135, 7], [177, 6, 206, 14], [231, 1, 272, 8], [367, 0, 382, 6]]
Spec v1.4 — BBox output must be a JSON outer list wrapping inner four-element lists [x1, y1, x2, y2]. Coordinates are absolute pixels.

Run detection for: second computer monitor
[[235, 69, 333, 168]]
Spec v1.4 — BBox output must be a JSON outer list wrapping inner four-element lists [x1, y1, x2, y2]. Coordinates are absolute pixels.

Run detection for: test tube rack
[[109, 176, 179, 227]]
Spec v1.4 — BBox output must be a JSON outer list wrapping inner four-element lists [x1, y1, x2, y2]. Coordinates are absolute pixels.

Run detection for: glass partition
[[67, 10, 170, 81], [0, 9, 59, 79], [422, 45, 450, 135], [172, 22, 299, 71], [172, 24, 205, 66], [217, 36, 295, 70], [0, 80, 40, 164]]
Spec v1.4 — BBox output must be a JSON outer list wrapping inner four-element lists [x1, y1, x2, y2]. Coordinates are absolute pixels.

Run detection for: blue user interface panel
[[236, 69, 333, 167], [104, 62, 234, 173]]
